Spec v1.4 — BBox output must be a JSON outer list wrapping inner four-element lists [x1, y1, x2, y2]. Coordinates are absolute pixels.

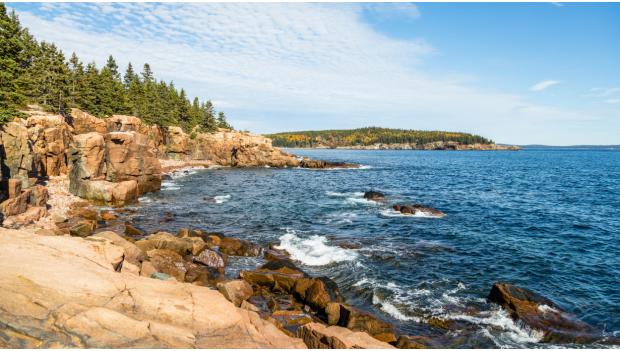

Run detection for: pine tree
[[217, 111, 231, 130], [67, 52, 85, 108], [0, 4, 30, 122]]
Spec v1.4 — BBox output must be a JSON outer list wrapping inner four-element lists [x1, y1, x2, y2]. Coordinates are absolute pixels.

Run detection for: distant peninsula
[[267, 127, 520, 151]]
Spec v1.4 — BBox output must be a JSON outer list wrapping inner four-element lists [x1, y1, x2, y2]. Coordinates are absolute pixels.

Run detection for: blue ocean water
[[132, 149, 620, 347]]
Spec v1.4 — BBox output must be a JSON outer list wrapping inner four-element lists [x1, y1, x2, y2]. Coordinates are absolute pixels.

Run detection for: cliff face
[[0, 107, 300, 217]]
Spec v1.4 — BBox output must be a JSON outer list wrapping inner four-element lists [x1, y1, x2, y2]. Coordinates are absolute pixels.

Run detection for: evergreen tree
[[0, 4, 30, 121], [67, 52, 85, 107], [217, 111, 231, 129]]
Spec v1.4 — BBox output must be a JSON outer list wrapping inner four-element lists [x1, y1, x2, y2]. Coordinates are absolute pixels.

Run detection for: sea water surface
[[131, 149, 620, 347]]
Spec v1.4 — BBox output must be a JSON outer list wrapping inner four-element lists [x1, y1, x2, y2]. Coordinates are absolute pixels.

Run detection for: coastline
[[281, 143, 521, 151]]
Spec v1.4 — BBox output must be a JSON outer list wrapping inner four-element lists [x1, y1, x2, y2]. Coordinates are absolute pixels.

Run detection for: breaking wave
[[276, 230, 358, 266], [214, 195, 231, 204], [379, 208, 442, 218]]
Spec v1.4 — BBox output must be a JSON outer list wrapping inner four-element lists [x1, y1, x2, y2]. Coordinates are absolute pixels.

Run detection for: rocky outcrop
[[1, 120, 33, 187], [0, 229, 306, 348], [325, 303, 396, 343], [71, 108, 107, 134], [297, 323, 395, 349], [217, 280, 254, 307], [25, 111, 73, 177], [392, 204, 445, 217], [488, 283, 604, 344], [105, 132, 161, 194]]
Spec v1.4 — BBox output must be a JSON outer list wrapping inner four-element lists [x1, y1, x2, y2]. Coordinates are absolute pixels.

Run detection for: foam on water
[[214, 195, 231, 204], [138, 196, 152, 203], [326, 191, 365, 197], [276, 229, 358, 266], [379, 208, 443, 218]]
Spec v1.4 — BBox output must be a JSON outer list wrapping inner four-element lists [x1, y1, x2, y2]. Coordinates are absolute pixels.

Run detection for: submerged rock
[[488, 282, 603, 344], [363, 191, 385, 201], [392, 204, 445, 217]]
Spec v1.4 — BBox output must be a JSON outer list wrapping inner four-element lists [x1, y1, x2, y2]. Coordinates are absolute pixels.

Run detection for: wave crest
[[275, 230, 358, 266]]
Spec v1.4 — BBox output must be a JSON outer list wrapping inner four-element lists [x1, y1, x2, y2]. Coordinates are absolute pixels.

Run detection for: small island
[[267, 127, 520, 150]]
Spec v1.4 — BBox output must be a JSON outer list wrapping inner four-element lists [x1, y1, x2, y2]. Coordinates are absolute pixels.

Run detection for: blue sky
[[8, 2, 620, 145]]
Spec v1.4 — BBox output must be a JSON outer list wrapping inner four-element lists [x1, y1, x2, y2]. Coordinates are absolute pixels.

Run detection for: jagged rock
[[72, 132, 106, 180], [69, 220, 96, 237], [107, 115, 142, 132], [28, 185, 48, 207], [146, 249, 188, 282], [219, 236, 261, 257], [394, 335, 432, 349], [0, 229, 305, 348], [325, 303, 396, 343], [94, 231, 146, 265], [488, 282, 603, 344], [166, 126, 189, 159], [1, 206, 47, 227], [7, 179, 21, 199], [26, 112, 73, 176], [71, 108, 107, 134], [264, 247, 291, 261], [100, 210, 117, 221], [363, 191, 384, 201], [105, 132, 161, 195], [1, 120, 33, 186], [0, 188, 30, 217], [294, 277, 344, 311], [135, 232, 193, 256], [217, 280, 254, 307], [297, 322, 395, 349], [71, 179, 139, 205], [193, 248, 226, 269], [392, 204, 445, 217]]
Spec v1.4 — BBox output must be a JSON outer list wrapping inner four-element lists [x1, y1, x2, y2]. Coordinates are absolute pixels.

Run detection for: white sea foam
[[326, 191, 364, 197], [372, 294, 421, 322], [214, 195, 231, 204], [138, 196, 152, 203], [379, 208, 442, 218], [538, 304, 559, 314], [444, 308, 544, 345], [325, 212, 358, 224], [275, 230, 357, 266]]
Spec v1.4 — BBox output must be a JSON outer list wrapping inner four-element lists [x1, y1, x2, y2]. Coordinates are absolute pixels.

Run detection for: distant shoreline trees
[[267, 127, 494, 147], [0, 3, 232, 132]]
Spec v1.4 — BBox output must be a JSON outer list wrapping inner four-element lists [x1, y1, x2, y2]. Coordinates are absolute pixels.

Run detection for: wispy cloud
[[530, 80, 560, 92], [9, 3, 613, 145]]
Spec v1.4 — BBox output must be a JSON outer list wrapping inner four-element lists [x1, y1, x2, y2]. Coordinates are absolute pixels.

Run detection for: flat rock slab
[[0, 228, 305, 349]]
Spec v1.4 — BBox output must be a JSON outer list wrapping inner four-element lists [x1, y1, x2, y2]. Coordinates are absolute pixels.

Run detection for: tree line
[[267, 127, 494, 148], [0, 3, 231, 132]]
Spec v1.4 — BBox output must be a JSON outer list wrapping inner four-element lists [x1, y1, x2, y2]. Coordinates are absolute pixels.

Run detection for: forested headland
[[0, 3, 230, 132], [267, 127, 495, 148]]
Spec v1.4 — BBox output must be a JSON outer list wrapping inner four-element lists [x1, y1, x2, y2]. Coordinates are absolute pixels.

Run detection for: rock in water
[[219, 237, 261, 257], [299, 158, 359, 169], [363, 191, 385, 201], [325, 302, 397, 343], [488, 282, 603, 344], [193, 249, 226, 269], [392, 204, 445, 217]]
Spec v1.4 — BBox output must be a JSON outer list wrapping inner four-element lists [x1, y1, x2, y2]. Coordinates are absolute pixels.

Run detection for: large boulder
[[217, 280, 253, 307], [219, 236, 261, 257], [94, 231, 146, 265], [166, 126, 190, 160], [72, 132, 106, 180], [70, 179, 138, 206], [325, 303, 396, 343], [107, 115, 142, 132], [146, 249, 188, 282], [297, 322, 395, 349], [363, 191, 384, 201], [26, 112, 73, 177], [135, 232, 193, 257], [71, 108, 107, 134], [193, 248, 226, 269], [105, 132, 161, 194], [0, 229, 306, 348], [488, 283, 603, 344]]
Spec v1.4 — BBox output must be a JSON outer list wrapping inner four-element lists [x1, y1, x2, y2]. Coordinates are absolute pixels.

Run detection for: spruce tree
[[0, 4, 29, 122], [217, 111, 231, 130]]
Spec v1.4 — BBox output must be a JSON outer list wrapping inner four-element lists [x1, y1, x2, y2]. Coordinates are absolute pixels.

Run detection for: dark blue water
[[131, 149, 620, 347]]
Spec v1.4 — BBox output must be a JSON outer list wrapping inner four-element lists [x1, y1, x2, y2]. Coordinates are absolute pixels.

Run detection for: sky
[[8, 2, 620, 145]]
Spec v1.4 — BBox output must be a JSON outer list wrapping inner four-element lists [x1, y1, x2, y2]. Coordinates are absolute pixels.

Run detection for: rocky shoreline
[[288, 142, 520, 151], [0, 107, 613, 348]]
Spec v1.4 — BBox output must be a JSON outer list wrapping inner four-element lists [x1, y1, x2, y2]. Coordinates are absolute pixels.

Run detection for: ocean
[[130, 148, 620, 348]]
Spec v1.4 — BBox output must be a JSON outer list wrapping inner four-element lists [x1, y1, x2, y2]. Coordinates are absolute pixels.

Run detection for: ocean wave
[[372, 294, 421, 322], [324, 212, 358, 224], [214, 195, 231, 204], [379, 208, 442, 218], [138, 196, 152, 203], [275, 230, 358, 266], [443, 308, 544, 346]]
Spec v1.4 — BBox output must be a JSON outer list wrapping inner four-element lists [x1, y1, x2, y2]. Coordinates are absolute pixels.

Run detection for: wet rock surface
[[488, 282, 607, 344], [392, 203, 445, 217]]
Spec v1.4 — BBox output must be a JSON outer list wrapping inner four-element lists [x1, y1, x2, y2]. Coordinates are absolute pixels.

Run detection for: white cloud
[[530, 80, 560, 92], [9, 3, 616, 145]]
